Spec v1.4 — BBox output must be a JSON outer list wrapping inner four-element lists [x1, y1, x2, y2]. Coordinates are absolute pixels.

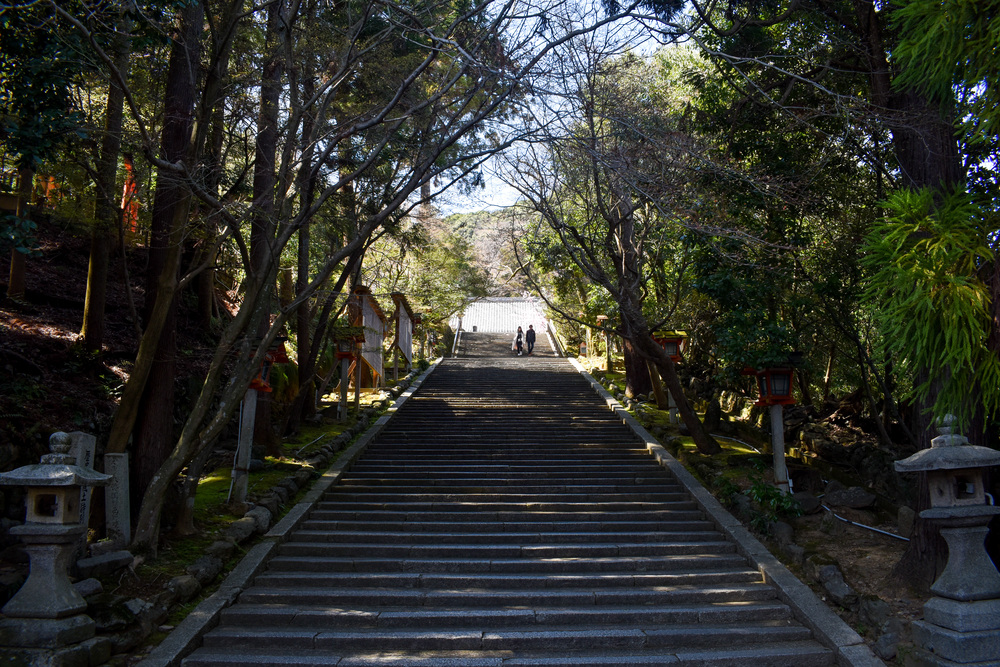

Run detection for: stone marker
[[69, 432, 97, 527], [104, 452, 131, 548]]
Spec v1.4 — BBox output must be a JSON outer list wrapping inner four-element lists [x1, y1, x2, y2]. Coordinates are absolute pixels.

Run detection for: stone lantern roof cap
[[895, 415, 1000, 473], [0, 463, 111, 487], [0, 431, 111, 487]]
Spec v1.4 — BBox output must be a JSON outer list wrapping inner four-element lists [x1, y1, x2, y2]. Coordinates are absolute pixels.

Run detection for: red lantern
[[652, 330, 687, 362], [742, 367, 795, 406], [249, 338, 290, 391], [335, 337, 355, 361]]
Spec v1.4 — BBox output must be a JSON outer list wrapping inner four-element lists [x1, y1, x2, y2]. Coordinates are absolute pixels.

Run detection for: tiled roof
[[449, 298, 547, 333]]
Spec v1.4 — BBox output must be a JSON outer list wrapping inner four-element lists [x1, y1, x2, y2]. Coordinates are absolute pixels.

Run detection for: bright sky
[[434, 20, 682, 217]]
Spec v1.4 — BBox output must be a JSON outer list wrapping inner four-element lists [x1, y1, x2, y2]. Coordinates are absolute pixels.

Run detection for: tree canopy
[[2, 0, 997, 581]]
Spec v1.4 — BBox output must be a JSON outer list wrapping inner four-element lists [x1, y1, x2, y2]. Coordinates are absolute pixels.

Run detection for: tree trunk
[[886, 89, 965, 590], [128, 1, 203, 531], [850, 0, 966, 586], [171, 439, 215, 536], [647, 360, 669, 409], [131, 304, 177, 526], [192, 0, 245, 331], [250, 0, 286, 459], [7, 165, 33, 301], [80, 16, 130, 353], [622, 335, 652, 397], [608, 196, 651, 398], [646, 336, 720, 455], [131, 274, 266, 551], [195, 103, 227, 330], [284, 248, 363, 435], [100, 5, 202, 550], [293, 73, 317, 430], [618, 296, 720, 455]]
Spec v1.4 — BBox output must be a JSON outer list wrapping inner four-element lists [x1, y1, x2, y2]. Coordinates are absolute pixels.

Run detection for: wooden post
[[646, 361, 669, 410], [596, 315, 610, 372], [230, 387, 257, 505], [339, 357, 350, 421]]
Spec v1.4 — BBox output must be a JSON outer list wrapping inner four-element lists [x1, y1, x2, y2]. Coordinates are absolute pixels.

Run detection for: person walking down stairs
[[525, 324, 536, 355], [512, 326, 524, 356]]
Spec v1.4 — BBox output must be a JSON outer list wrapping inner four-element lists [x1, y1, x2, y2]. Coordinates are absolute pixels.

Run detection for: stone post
[[103, 452, 131, 548], [667, 390, 679, 425]]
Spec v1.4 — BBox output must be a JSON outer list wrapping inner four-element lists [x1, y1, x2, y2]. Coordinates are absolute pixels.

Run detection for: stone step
[[357, 446, 649, 454], [287, 530, 724, 545], [305, 509, 708, 523], [332, 481, 686, 492], [319, 492, 693, 504], [311, 501, 700, 513], [265, 553, 752, 574], [374, 428, 635, 434], [200, 623, 814, 652], [219, 600, 795, 629], [297, 520, 716, 533], [184, 642, 833, 667], [340, 471, 671, 481], [349, 456, 653, 464], [339, 454, 659, 463], [367, 440, 638, 445], [343, 465, 667, 475], [236, 583, 779, 607], [251, 568, 761, 589], [180, 356, 835, 667], [332, 484, 686, 494], [277, 541, 736, 559]]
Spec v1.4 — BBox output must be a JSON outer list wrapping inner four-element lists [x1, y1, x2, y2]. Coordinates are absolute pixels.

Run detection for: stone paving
[[177, 350, 879, 666], [449, 298, 548, 334]]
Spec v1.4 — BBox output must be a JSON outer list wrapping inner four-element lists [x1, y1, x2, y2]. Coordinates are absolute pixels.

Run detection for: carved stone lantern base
[[908, 510, 1000, 666], [0, 615, 95, 649], [2, 523, 88, 619], [910, 617, 1000, 666], [0, 636, 112, 667]]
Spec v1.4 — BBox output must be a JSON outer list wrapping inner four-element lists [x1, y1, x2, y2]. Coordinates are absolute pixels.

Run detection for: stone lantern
[[0, 432, 111, 660], [895, 416, 1000, 666]]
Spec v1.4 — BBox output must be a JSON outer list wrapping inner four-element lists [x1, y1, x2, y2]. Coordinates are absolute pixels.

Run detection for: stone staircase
[[454, 330, 555, 357], [183, 358, 835, 666]]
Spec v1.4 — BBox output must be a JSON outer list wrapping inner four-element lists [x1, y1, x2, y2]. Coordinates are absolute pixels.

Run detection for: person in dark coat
[[525, 324, 536, 355], [512, 326, 524, 356]]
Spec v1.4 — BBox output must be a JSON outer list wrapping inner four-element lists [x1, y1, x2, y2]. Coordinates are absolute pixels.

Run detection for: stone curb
[[568, 358, 884, 667], [137, 359, 442, 667]]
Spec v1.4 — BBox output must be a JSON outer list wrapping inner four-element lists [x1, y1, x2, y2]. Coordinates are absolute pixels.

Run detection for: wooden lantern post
[[652, 331, 687, 421], [596, 315, 610, 372], [742, 366, 795, 493]]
